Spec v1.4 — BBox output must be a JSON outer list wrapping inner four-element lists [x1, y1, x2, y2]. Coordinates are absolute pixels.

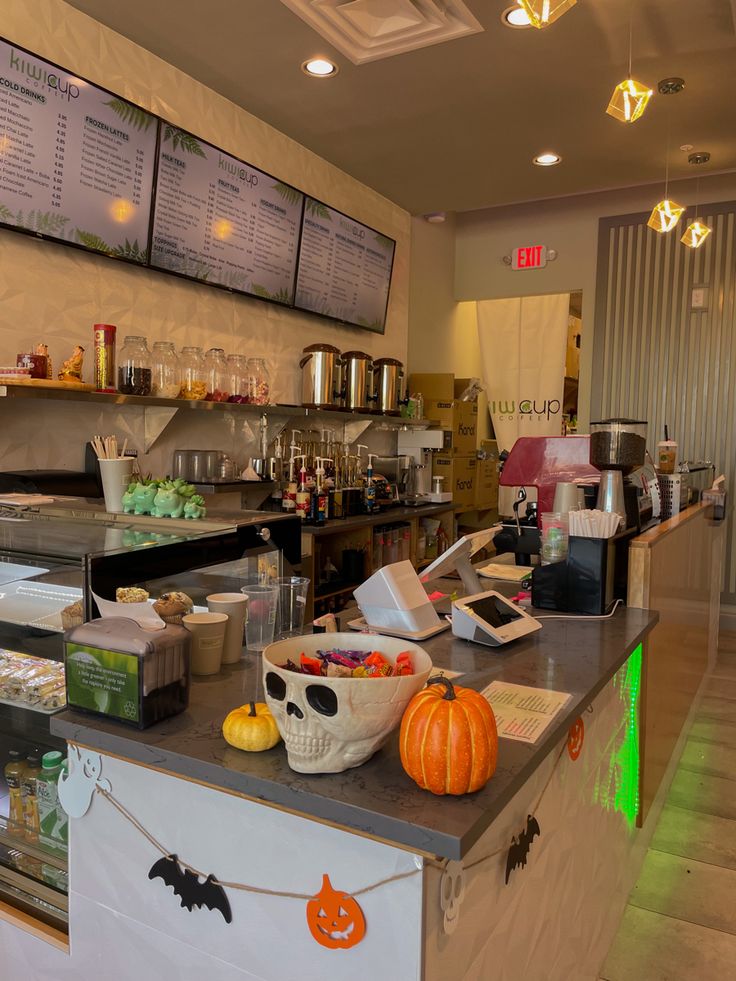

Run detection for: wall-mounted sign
[[512, 245, 547, 270]]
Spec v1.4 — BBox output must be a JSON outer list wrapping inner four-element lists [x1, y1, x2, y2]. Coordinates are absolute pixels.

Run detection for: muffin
[[60, 600, 84, 630], [159, 591, 194, 613], [152, 597, 188, 625], [115, 586, 150, 604]]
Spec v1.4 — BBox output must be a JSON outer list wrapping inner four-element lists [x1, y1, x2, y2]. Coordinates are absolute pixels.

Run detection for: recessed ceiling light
[[302, 58, 338, 78], [502, 5, 532, 28], [424, 212, 446, 223], [533, 151, 562, 166]]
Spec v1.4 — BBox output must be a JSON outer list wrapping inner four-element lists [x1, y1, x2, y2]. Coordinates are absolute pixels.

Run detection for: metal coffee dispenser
[[300, 343, 341, 409], [372, 357, 407, 415], [342, 350, 373, 411]]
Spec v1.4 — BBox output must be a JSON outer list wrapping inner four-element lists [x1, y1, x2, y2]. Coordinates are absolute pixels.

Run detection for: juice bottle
[[4, 749, 26, 837], [22, 750, 42, 843], [36, 751, 63, 853]]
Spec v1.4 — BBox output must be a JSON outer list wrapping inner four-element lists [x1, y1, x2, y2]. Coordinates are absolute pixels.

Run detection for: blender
[[589, 418, 647, 527]]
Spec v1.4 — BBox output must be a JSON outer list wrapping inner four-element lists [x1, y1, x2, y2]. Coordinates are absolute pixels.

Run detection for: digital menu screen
[[150, 125, 303, 303], [0, 38, 157, 262], [294, 198, 395, 333]]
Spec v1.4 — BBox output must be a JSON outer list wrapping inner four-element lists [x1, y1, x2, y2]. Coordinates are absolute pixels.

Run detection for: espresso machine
[[396, 429, 445, 504]]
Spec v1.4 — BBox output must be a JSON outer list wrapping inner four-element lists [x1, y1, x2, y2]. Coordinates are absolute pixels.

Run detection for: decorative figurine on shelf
[[35, 342, 52, 379], [152, 483, 186, 519], [183, 494, 207, 520], [122, 478, 205, 519], [58, 344, 85, 382]]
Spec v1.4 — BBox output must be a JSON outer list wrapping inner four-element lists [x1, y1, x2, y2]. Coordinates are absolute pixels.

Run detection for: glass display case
[[0, 508, 300, 933]]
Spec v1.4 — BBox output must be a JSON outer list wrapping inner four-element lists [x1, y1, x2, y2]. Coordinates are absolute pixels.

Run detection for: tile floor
[[601, 634, 736, 980]]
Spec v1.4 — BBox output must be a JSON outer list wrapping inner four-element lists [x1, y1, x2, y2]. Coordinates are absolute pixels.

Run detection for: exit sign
[[512, 245, 547, 270]]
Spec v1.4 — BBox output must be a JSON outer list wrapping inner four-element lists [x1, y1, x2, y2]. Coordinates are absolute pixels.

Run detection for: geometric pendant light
[[606, 12, 652, 122], [516, 0, 577, 29], [681, 153, 712, 249], [648, 78, 686, 234], [647, 199, 686, 233], [606, 78, 653, 123], [680, 219, 711, 249]]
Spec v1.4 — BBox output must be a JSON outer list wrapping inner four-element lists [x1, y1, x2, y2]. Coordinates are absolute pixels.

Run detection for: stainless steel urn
[[341, 350, 373, 411], [300, 343, 341, 409], [371, 357, 405, 415]]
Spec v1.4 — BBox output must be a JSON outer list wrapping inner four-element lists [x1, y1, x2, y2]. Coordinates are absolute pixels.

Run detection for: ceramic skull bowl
[[263, 633, 432, 773]]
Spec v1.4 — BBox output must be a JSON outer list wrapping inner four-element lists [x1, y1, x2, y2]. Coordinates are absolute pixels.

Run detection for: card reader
[[452, 589, 542, 648]]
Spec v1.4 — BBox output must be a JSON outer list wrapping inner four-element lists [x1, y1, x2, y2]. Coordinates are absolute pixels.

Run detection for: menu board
[[0, 38, 157, 262], [294, 198, 395, 333], [150, 126, 303, 302]]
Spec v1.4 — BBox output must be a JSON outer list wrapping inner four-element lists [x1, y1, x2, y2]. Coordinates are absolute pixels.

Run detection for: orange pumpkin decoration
[[306, 874, 366, 949], [400, 677, 498, 795]]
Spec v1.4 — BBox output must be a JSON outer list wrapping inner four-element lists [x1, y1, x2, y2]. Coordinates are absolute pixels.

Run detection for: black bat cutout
[[148, 854, 232, 923], [505, 814, 541, 885]]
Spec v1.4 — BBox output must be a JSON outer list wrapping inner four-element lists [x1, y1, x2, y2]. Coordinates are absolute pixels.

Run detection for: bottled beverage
[[117, 335, 152, 396], [5, 749, 26, 837], [180, 346, 206, 400], [22, 751, 42, 843], [150, 341, 181, 398], [36, 751, 64, 853]]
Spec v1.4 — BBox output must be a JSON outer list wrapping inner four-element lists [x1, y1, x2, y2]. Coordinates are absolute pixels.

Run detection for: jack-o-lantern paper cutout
[[306, 874, 366, 949], [567, 716, 585, 761]]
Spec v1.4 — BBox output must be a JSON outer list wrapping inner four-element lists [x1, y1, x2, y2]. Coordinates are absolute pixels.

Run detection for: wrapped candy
[[283, 648, 414, 678]]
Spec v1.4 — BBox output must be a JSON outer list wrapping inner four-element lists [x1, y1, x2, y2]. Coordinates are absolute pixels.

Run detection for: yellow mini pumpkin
[[223, 702, 281, 752]]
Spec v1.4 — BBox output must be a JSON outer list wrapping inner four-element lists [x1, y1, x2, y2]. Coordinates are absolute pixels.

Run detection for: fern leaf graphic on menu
[[374, 232, 393, 250], [0, 203, 13, 223], [306, 199, 331, 220], [251, 283, 291, 304], [272, 182, 302, 207], [75, 229, 113, 254], [163, 125, 207, 158], [103, 98, 155, 132], [113, 238, 148, 262], [220, 269, 249, 291], [14, 210, 71, 234]]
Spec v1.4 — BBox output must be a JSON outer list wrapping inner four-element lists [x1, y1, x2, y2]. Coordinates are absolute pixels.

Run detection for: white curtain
[[477, 293, 569, 514]]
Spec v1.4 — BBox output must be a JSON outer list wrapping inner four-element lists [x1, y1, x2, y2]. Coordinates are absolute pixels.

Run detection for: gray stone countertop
[[52, 599, 657, 860]]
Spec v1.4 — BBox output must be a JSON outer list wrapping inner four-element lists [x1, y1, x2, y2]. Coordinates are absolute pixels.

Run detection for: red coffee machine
[[499, 436, 601, 516]]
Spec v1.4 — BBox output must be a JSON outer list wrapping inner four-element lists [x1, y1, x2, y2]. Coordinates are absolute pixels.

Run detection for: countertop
[[52, 601, 657, 860]]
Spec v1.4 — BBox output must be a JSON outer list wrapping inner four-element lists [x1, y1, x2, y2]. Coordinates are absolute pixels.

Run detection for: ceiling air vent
[[279, 0, 484, 64]]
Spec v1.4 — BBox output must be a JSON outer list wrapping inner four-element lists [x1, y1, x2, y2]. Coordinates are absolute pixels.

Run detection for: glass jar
[[117, 335, 151, 396], [203, 347, 229, 402], [226, 354, 248, 403], [246, 357, 270, 405], [180, 346, 206, 400], [150, 341, 181, 398]]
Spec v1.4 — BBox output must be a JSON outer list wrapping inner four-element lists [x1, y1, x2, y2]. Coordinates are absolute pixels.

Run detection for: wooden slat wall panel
[[593, 203, 736, 603]]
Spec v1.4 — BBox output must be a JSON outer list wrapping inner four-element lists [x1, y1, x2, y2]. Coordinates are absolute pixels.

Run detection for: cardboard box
[[426, 399, 478, 454], [432, 454, 477, 506], [475, 440, 499, 509], [407, 373, 454, 402]]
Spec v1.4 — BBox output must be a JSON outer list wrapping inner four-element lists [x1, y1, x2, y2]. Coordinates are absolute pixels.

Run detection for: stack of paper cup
[[207, 593, 248, 664], [99, 457, 134, 513]]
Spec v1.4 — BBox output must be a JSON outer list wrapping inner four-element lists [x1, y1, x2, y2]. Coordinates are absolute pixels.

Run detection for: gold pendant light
[[606, 9, 653, 123], [681, 220, 711, 249], [681, 154, 712, 249], [607, 78, 653, 123], [647, 199, 686, 233], [648, 78, 686, 234], [516, 0, 576, 29]]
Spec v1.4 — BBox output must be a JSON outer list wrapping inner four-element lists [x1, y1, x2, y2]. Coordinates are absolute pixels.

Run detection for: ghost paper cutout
[[58, 745, 111, 818]]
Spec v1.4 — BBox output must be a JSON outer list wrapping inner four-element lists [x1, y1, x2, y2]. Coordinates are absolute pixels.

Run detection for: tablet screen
[[465, 595, 524, 628]]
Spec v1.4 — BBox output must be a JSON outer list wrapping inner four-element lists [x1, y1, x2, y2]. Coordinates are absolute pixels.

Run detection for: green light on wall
[[594, 644, 642, 824]]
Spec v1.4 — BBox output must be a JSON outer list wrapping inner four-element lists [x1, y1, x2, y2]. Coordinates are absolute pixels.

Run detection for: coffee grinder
[[589, 418, 647, 528]]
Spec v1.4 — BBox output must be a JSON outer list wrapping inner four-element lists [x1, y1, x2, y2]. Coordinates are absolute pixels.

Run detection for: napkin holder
[[531, 534, 621, 615]]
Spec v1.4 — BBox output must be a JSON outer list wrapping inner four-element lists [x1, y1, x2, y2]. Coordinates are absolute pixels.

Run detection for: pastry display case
[[0, 507, 300, 933]]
